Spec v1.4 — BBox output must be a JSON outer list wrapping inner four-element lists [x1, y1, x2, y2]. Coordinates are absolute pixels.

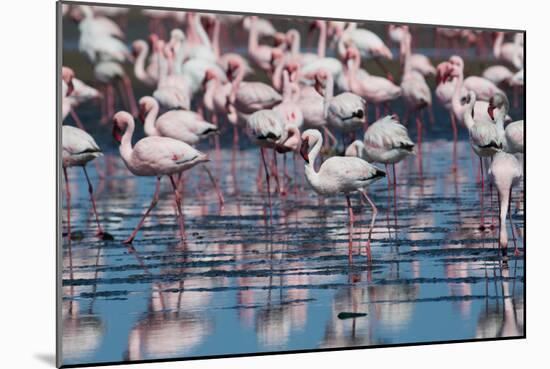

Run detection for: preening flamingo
[[488, 152, 522, 257], [62, 125, 113, 241], [488, 92, 524, 154], [112, 111, 210, 243], [300, 129, 386, 262]]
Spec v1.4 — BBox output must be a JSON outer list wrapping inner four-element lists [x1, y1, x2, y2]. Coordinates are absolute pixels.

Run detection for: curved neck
[[248, 18, 259, 51], [203, 78, 218, 110], [282, 70, 292, 102], [272, 60, 284, 91], [193, 14, 212, 50], [119, 120, 135, 167], [157, 51, 168, 85], [212, 20, 221, 59], [451, 69, 465, 122], [493, 33, 504, 58], [230, 63, 246, 101], [143, 102, 160, 137], [289, 30, 300, 55], [134, 43, 149, 83], [347, 54, 360, 93], [317, 22, 327, 58], [323, 73, 334, 117], [463, 103, 476, 130], [304, 135, 323, 186]]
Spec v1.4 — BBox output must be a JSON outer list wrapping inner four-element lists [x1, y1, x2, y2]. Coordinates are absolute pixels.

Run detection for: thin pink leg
[[346, 195, 355, 264], [260, 148, 273, 224], [70, 109, 86, 130], [201, 165, 225, 211], [123, 177, 161, 244], [359, 190, 377, 262], [479, 157, 485, 230], [450, 112, 458, 172], [63, 167, 74, 279], [106, 84, 115, 122], [508, 188, 519, 256], [233, 125, 239, 149], [392, 164, 398, 231], [82, 166, 112, 240], [385, 164, 391, 236], [122, 75, 139, 118], [169, 175, 186, 241], [271, 149, 281, 194], [416, 114, 423, 179]]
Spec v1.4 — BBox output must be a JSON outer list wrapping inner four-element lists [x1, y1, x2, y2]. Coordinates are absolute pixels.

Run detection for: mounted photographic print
[[57, 0, 525, 367]]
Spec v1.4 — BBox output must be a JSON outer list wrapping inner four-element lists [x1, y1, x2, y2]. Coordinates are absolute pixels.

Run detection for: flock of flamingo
[[61, 5, 525, 264]]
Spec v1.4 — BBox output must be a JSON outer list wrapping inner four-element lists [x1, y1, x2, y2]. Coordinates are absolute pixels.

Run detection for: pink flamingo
[[131, 37, 159, 87], [300, 129, 386, 262], [400, 32, 431, 176], [359, 115, 415, 213], [138, 96, 225, 209], [112, 111, 210, 244], [344, 46, 401, 120], [227, 56, 282, 116], [247, 16, 285, 72], [273, 65, 304, 129], [435, 61, 463, 146], [398, 27, 436, 77], [488, 152, 522, 257], [449, 55, 504, 101], [62, 125, 112, 241], [462, 91, 503, 230], [493, 32, 523, 70], [94, 60, 138, 123], [337, 22, 394, 81], [202, 69, 237, 146]]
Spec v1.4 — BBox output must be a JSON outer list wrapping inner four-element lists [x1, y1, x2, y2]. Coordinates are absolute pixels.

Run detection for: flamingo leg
[[323, 127, 338, 149], [508, 188, 519, 256], [70, 109, 86, 131], [123, 177, 161, 244], [106, 84, 115, 122], [450, 112, 458, 172], [260, 148, 273, 224], [201, 165, 225, 211], [211, 114, 221, 162], [82, 166, 112, 240], [416, 113, 423, 179], [385, 164, 392, 237], [479, 157, 485, 230], [169, 175, 186, 241], [63, 167, 74, 279], [233, 125, 239, 149], [345, 195, 355, 264], [359, 190, 377, 262], [393, 164, 398, 231], [122, 75, 139, 118], [272, 149, 281, 194]]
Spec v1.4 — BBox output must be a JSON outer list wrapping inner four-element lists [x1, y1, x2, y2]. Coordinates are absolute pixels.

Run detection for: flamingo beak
[[138, 107, 146, 124], [488, 105, 495, 121], [300, 137, 310, 163], [66, 80, 74, 97], [112, 123, 123, 143]]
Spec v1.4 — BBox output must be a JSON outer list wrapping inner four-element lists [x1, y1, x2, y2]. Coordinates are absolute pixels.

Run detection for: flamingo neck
[[323, 73, 334, 118], [317, 22, 327, 58], [194, 14, 212, 50], [230, 63, 246, 102], [213, 20, 221, 59], [203, 78, 218, 110], [119, 120, 135, 167], [347, 54, 360, 93], [289, 30, 300, 55], [134, 44, 150, 83], [451, 69, 465, 123], [493, 33, 504, 59], [143, 102, 160, 137], [282, 70, 292, 102], [248, 18, 259, 51], [304, 138, 323, 190], [272, 61, 284, 91], [186, 13, 199, 45]]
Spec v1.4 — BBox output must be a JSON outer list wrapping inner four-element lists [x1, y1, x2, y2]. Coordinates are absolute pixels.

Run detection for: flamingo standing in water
[[356, 115, 415, 213], [488, 92, 524, 154], [62, 125, 113, 241], [344, 46, 401, 120], [247, 109, 287, 219], [138, 96, 225, 209], [400, 32, 431, 176], [462, 91, 503, 230], [448, 55, 504, 101], [112, 111, 210, 243], [488, 152, 522, 257], [300, 129, 386, 262]]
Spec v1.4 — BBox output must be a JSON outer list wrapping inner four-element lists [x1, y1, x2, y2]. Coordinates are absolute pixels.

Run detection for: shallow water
[[60, 8, 525, 366], [61, 138, 525, 365]]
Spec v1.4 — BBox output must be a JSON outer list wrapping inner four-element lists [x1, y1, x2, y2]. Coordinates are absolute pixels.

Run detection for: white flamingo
[[112, 111, 210, 243], [300, 129, 386, 262]]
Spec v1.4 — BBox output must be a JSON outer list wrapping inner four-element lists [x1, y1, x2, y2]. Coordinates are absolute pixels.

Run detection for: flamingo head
[[300, 135, 310, 163], [313, 69, 329, 95], [226, 58, 241, 80], [138, 96, 156, 123], [284, 61, 299, 80], [61, 67, 75, 97], [436, 61, 453, 84], [448, 55, 464, 70], [487, 92, 509, 121], [131, 40, 146, 58], [112, 111, 133, 143], [460, 91, 476, 118], [308, 20, 324, 34], [273, 32, 286, 47], [344, 45, 360, 61], [148, 33, 159, 49]]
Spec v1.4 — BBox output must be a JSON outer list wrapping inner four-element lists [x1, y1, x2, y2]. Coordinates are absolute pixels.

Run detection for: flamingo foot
[[122, 236, 134, 245], [514, 247, 521, 257]]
